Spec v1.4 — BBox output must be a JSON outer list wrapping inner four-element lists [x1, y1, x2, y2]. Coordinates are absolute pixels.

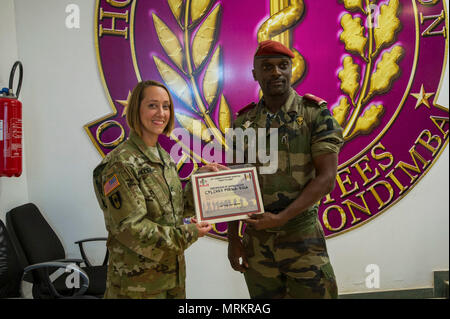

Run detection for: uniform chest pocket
[[139, 171, 172, 218], [281, 118, 313, 157], [284, 122, 314, 186], [277, 121, 312, 181]]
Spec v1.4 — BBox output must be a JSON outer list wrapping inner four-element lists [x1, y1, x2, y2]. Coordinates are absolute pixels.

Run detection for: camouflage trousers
[[242, 211, 338, 299], [104, 284, 185, 299]]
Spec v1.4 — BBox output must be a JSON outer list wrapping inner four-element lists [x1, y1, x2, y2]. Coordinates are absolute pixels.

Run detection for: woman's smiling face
[[139, 85, 171, 146]]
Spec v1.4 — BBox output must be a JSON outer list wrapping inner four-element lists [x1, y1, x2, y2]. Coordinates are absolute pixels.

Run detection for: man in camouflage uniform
[[227, 40, 344, 299], [93, 131, 201, 298]]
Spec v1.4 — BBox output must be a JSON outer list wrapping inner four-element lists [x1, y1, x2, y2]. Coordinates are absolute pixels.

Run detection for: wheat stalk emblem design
[[333, 0, 404, 141], [152, 0, 230, 152]]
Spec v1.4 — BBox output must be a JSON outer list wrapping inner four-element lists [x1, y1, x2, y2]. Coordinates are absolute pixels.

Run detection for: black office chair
[[0, 219, 22, 298], [5, 203, 107, 299], [0, 218, 93, 299]]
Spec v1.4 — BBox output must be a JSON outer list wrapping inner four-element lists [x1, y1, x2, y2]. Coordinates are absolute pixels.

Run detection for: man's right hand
[[227, 237, 249, 273]]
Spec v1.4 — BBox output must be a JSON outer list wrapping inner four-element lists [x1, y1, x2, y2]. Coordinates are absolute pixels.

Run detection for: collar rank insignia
[[296, 116, 304, 126], [243, 120, 252, 129]]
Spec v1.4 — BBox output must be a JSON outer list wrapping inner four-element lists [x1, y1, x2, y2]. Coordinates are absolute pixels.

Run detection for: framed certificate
[[191, 166, 264, 224]]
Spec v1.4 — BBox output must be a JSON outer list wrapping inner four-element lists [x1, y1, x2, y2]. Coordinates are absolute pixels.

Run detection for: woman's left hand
[[189, 218, 212, 237]]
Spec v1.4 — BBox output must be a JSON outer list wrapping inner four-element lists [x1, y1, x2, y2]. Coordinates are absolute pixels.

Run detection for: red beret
[[254, 40, 295, 59]]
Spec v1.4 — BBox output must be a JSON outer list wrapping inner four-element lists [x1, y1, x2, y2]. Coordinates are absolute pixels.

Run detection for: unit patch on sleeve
[[109, 192, 122, 209]]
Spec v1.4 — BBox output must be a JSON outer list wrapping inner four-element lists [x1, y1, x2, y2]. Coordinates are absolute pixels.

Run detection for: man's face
[[252, 57, 292, 97]]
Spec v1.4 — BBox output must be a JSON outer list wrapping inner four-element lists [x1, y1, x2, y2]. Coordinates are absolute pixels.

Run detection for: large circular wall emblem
[[87, 0, 448, 239]]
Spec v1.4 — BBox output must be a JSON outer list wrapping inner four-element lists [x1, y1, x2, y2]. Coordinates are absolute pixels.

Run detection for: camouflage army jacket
[[93, 131, 198, 298], [233, 89, 344, 230]]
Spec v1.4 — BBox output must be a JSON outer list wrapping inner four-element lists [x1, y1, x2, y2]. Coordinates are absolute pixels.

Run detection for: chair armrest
[[23, 261, 89, 298], [74, 237, 107, 244], [53, 258, 85, 266], [74, 237, 108, 267]]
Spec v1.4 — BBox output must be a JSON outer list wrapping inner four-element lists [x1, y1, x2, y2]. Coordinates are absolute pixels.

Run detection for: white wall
[[8, 0, 449, 298], [0, 0, 29, 221], [13, 0, 109, 261]]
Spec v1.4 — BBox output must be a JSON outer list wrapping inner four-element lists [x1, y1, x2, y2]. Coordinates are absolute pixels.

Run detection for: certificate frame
[[191, 166, 264, 224]]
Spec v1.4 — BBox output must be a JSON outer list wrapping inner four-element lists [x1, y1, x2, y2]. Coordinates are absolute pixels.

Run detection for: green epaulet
[[304, 93, 327, 106], [236, 102, 257, 117]]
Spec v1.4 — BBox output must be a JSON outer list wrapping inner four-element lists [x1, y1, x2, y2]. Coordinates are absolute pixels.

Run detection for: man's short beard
[[264, 85, 290, 97]]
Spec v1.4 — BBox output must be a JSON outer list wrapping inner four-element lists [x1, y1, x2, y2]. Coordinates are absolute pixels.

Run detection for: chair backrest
[[6, 203, 65, 267], [0, 219, 22, 298]]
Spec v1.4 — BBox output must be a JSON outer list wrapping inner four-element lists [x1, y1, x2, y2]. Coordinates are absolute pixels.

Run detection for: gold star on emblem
[[117, 91, 132, 117], [411, 85, 434, 109]]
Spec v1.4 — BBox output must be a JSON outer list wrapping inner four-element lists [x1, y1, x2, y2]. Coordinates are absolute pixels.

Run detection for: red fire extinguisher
[[0, 61, 23, 177]]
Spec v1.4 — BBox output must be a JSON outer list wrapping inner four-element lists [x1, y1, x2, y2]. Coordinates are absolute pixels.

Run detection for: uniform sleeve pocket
[[320, 263, 335, 280]]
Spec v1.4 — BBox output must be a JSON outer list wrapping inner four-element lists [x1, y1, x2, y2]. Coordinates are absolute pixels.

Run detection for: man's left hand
[[244, 212, 286, 230]]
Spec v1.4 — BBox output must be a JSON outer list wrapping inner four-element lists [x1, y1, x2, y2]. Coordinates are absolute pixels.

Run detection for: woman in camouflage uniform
[[93, 80, 214, 298]]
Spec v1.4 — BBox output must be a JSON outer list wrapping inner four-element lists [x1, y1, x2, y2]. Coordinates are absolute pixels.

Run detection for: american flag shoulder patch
[[104, 174, 120, 196]]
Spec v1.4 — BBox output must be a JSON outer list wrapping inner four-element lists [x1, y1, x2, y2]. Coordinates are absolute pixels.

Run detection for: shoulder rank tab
[[236, 102, 257, 116], [304, 93, 327, 106]]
